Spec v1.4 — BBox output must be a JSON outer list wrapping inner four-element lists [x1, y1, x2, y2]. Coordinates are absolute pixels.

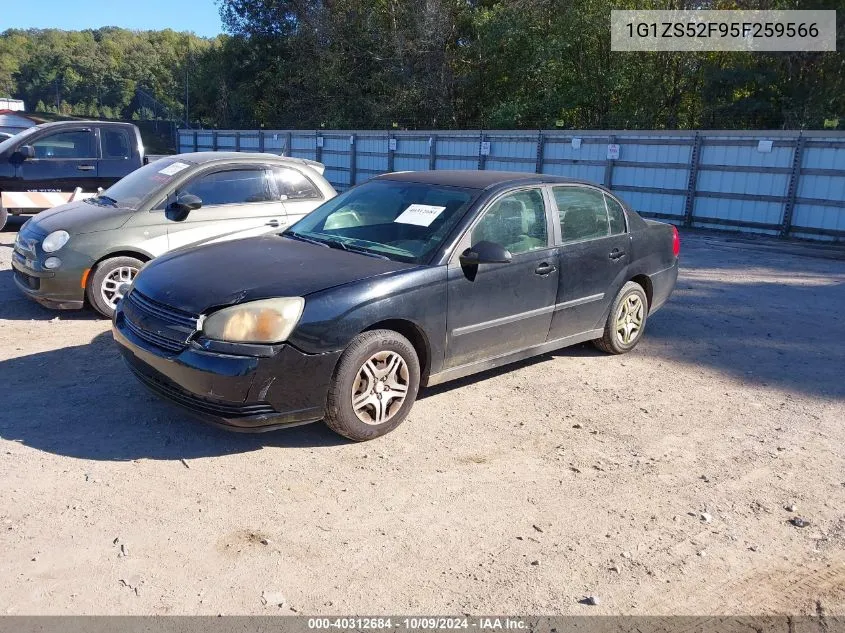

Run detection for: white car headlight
[[202, 298, 305, 344], [42, 230, 70, 253]]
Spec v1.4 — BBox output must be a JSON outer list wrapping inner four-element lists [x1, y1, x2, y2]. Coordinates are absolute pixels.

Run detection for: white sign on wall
[[607, 143, 620, 160], [757, 140, 773, 153], [571, 137, 582, 150], [480, 141, 491, 156], [316, 136, 324, 148], [388, 138, 398, 151]]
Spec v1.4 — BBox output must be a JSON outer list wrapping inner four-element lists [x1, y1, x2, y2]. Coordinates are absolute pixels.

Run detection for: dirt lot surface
[[1, 219, 844, 616]]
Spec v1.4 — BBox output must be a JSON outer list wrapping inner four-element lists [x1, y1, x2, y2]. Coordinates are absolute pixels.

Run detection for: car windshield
[[285, 179, 478, 264], [88, 158, 193, 209]]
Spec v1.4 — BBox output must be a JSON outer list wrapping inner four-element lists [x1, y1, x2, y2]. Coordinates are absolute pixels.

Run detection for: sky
[[1, 0, 224, 38]]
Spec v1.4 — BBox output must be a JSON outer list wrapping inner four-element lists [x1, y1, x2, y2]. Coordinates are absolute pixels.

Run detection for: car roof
[[170, 151, 324, 170], [374, 170, 594, 190], [31, 120, 136, 130]]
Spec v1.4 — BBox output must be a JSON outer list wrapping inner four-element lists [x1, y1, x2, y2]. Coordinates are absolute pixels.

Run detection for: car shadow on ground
[[0, 330, 348, 462]]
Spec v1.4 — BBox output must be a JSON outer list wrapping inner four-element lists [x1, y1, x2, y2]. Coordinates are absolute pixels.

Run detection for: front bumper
[[113, 308, 342, 432], [11, 255, 86, 310]]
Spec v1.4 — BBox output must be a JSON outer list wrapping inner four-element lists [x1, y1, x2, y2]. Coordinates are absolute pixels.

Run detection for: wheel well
[[630, 274, 653, 308], [364, 319, 431, 382], [93, 251, 151, 269]]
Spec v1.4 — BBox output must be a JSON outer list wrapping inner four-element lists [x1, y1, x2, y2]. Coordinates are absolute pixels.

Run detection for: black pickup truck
[[0, 120, 145, 230]]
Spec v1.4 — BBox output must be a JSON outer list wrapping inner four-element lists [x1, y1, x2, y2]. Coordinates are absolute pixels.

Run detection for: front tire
[[0, 204, 7, 231], [86, 256, 143, 318], [324, 329, 420, 441], [593, 281, 648, 354]]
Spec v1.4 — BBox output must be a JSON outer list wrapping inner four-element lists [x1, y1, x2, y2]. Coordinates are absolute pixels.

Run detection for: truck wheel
[[0, 205, 7, 231], [593, 281, 649, 354], [86, 256, 143, 318], [324, 329, 420, 441]]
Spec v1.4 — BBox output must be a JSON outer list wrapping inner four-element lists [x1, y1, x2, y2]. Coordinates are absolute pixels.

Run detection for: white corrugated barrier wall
[[177, 129, 845, 241]]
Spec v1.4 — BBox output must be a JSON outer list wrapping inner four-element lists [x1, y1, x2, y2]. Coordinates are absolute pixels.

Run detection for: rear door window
[[101, 128, 132, 159], [553, 186, 610, 243], [604, 194, 628, 235], [181, 169, 275, 207]]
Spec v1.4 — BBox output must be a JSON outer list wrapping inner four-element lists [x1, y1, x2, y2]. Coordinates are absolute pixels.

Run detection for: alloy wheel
[[100, 265, 138, 309]]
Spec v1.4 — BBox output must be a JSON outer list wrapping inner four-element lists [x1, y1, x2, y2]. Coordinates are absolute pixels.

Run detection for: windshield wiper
[[322, 238, 349, 252], [87, 195, 118, 207], [285, 231, 329, 248], [343, 244, 391, 260], [287, 232, 389, 260]]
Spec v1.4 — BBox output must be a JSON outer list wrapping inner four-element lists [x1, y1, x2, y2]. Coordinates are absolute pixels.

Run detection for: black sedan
[[113, 171, 680, 441]]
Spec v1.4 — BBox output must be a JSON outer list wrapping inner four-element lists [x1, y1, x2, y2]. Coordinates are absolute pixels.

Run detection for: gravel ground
[[1, 218, 844, 616]]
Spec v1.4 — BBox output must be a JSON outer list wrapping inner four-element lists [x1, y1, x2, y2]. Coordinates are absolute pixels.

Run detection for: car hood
[[30, 199, 134, 235], [132, 234, 419, 314]]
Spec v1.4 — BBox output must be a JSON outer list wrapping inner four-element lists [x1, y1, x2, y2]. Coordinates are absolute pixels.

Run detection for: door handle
[[534, 262, 556, 276], [609, 249, 626, 260], [77, 165, 96, 171], [266, 219, 281, 227]]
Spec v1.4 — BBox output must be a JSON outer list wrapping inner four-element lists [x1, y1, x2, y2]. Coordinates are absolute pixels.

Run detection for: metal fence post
[[349, 134, 357, 187], [235, 131, 241, 152], [603, 134, 616, 188], [429, 135, 437, 171], [535, 131, 546, 174], [315, 132, 323, 164], [478, 132, 487, 170], [192, 130, 198, 152], [285, 132, 292, 157], [258, 130, 265, 153], [387, 133, 395, 172], [684, 132, 703, 226], [212, 130, 218, 151], [781, 134, 806, 238]]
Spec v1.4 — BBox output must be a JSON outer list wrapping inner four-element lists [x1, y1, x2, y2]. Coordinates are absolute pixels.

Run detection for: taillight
[[672, 225, 680, 257]]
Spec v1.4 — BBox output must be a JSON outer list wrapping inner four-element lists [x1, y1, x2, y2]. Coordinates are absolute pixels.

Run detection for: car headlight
[[202, 297, 305, 344], [42, 230, 70, 253]]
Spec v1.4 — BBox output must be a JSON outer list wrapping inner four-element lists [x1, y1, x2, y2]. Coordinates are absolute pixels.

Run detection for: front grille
[[126, 290, 199, 329], [122, 290, 199, 354], [124, 316, 184, 353], [127, 360, 276, 419], [14, 270, 40, 290]]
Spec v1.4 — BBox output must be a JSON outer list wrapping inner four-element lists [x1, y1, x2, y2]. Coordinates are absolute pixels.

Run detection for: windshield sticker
[[158, 161, 190, 176], [394, 204, 447, 227]]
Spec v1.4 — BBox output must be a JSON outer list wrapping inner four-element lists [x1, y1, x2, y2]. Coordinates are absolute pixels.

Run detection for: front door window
[[31, 130, 96, 159]]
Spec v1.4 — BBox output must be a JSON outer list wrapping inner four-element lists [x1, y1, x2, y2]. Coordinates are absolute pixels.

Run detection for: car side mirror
[[460, 240, 513, 266], [166, 193, 202, 221], [13, 145, 35, 162]]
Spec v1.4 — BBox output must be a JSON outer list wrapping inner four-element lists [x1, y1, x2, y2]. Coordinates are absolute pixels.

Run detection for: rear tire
[[593, 281, 649, 355], [86, 256, 143, 318], [0, 204, 7, 231], [324, 329, 420, 441]]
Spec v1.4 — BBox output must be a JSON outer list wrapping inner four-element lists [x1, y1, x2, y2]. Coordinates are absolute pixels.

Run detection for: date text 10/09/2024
[[307, 618, 529, 630]]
